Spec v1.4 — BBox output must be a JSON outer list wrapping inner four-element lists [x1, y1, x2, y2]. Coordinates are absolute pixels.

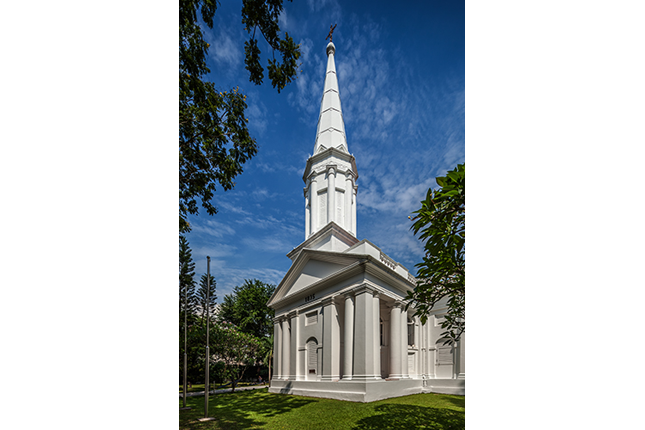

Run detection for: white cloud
[[189, 218, 236, 238], [246, 98, 268, 136], [219, 267, 287, 295], [209, 27, 243, 71]]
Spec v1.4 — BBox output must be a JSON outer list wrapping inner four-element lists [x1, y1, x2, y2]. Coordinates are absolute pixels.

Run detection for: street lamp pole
[[204, 256, 211, 419], [182, 277, 189, 409]]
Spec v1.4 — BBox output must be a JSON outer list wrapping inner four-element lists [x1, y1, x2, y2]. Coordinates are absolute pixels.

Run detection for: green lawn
[[179, 388, 464, 429], [180, 382, 264, 393]]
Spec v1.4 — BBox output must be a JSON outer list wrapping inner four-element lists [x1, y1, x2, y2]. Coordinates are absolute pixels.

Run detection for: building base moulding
[[422, 378, 465, 396], [269, 378, 464, 402]]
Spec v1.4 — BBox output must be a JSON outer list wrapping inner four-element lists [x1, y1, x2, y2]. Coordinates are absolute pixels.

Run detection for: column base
[[321, 375, 341, 381], [349, 375, 381, 381]]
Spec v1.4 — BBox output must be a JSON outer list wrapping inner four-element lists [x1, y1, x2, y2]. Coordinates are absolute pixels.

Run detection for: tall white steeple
[[313, 42, 348, 154], [303, 41, 358, 240]]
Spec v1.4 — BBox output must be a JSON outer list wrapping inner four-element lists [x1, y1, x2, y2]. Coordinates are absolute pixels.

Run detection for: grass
[[180, 382, 266, 393], [179, 387, 464, 429]]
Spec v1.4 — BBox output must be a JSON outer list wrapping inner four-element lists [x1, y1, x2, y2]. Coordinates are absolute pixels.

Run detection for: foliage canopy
[[179, 0, 300, 233], [218, 279, 276, 339], [196, 273, 217, 320], [211, 320, 262, 391], [407, 163, 465, 345], [179, 235, 197, 320]]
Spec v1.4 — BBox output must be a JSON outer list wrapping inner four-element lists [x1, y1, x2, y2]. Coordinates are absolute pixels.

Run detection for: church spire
[[303, 38, 358, 241], [313, 41, 348, 154]]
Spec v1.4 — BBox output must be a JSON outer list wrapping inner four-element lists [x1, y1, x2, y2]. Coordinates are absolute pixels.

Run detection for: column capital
[[326, 164, 337, 175], [352, 283, 377, 296], [274, 315, 288, 324], [287, 310, 299, 319], [342, 290, 355, 300], [321, 296, 334, 307]]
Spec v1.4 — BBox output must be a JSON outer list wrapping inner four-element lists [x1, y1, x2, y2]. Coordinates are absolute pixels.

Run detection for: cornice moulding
[[302, 147, 358, 183], [268, 251, 415, 310], [287, 221, 358, 260]]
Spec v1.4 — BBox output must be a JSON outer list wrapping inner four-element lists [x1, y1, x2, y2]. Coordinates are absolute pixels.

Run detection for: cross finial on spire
[[325, 24, 337, 43]]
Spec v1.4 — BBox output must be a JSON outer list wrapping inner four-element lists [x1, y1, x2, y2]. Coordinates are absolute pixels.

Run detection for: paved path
[[179, 384, 268, 398]]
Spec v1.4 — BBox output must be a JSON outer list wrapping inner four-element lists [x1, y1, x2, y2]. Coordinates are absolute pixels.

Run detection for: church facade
[[267, 41, 465, 402]]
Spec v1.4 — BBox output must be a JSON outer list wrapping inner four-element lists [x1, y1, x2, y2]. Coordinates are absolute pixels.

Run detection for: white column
[[352, 185, 357, 236], [342, 293, 354, 380], [428, 316, 436, 378], [421, 320, 427, 377], [457, 332, 465, 379], [373, 292, 381, 379], [352, 285, 378, 380], [401, 307, 409, 379], [327, 166, 336, 226], [305, 183, 310, 238], [389, 302, 402, 378], [310, 175, 318, 234], [274, 318, 282, 380], [281, 318, 290, 380], [413, 315, 420, 377], [322, 297, 340, 380], [345, 173, 352, 232], [289, 311, 298, 380]]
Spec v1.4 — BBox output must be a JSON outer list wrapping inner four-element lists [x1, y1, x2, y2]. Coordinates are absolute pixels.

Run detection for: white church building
[[267, 41, 465, 402]]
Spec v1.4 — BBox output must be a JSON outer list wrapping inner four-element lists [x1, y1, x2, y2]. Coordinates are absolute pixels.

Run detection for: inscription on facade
[[437, 346, 453, 365], [305, 293, 316, 303]]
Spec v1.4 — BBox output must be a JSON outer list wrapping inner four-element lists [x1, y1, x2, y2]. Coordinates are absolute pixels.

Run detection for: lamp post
[[197, 256, 215, 422], [180, 277, 191, 410], [204, 256, 211, 419]]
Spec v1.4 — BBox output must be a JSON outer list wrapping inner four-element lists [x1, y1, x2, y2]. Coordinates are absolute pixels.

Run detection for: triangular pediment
[[287, 258, 346, 297], [267, 249, 365, 308], [287, 221, 358, 261]]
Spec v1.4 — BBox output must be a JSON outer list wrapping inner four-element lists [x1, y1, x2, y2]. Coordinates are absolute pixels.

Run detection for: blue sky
[[185, 0, 465, 298]]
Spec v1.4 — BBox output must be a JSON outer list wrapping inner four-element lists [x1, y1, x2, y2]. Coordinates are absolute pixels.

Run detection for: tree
[[211, 321, 261, 392], [260, 335, 274, 382], [179, 0, 301, 233], [217, 279, 276, 339], [179, 236, 198, 323], [406, 163, 465, 345], [196, 273, 217, 320], [179, 235, 199, 384]]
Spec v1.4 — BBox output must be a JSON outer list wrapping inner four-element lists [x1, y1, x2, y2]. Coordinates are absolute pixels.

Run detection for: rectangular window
[[306, 311, 318, 326]]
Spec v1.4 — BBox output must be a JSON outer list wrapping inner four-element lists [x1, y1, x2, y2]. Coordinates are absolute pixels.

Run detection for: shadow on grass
[[438, 394, 465, 410], [352, 404, 465, 430], [180, 388, 316, 429]]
